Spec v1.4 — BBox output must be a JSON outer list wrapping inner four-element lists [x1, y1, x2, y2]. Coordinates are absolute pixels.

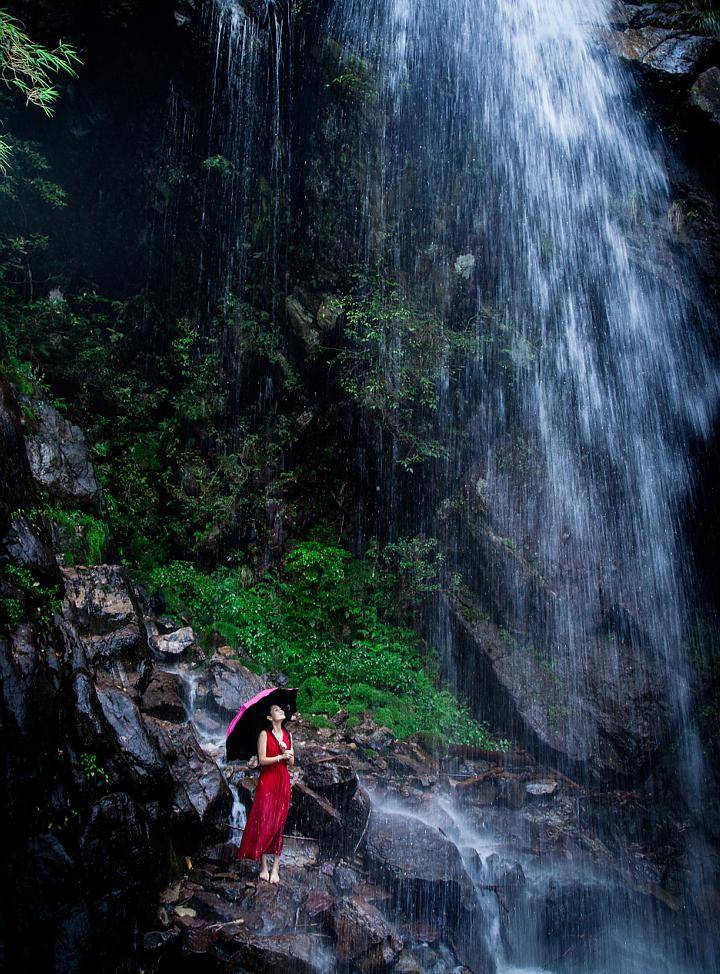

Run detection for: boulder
[[286, 779, 345, 856], [690, 66, 720, 124], [61, 565, 145, 665], [362, 808, 495, 972], [21, 394, 102, 509], [331, 895, 404, 972], [140, 667, 189, 722], [207, 648, 268, 714], [605, 27, 718, 78], [443, 592, 673, 780], [3, 512, 58, 579], [362, 808, 474, 921], [143, 714, 233, 844], [301, 753, 358, 809], [78, 792, 157, 894], [150, 625, 197, 660], [96, 684, 174, 799]]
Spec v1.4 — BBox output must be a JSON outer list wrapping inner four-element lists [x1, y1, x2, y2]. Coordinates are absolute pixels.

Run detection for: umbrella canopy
[[225, 686, 299, 762]]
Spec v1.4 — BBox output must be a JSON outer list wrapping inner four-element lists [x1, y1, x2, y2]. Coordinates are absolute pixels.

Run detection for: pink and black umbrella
[[225, 686, 299, 762]]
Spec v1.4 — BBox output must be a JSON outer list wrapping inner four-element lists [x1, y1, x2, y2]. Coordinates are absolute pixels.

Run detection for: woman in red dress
[[235, 702, 294, 883]]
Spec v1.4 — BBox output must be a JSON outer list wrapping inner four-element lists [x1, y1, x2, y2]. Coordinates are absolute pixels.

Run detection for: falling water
[[324, 0, 720, 771], [152, 0, 720, 966], [320, 0, 720, 967]]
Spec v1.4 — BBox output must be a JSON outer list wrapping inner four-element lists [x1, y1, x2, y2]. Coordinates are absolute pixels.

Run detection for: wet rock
[[12, 831, 82, 921], [367, 726, 396, 752], [78, 792, 157, 894], [286, 779, 345, 856], [525, 779, 559, 798], [444, 592, 673, 779], [140, 667, 189, 722], [690, 66, 720, 124], [331, 894, 404, 971], [96, 684, 174, 799], [302, 753, 358, 808], [216, 927, 333, 973], [3, 512, 58, 578], [605, 27, 718, 78], [1, 625, 67, 850], [362, 808, 474, 920], [150, 625, 197, 660], [207, 648, 268, 715], [343, 784, 372, 857], [21, 394, 102, 509], [143, 714, 233, 843], [61, 565, 145, 665], [286, 287, 342, 357]]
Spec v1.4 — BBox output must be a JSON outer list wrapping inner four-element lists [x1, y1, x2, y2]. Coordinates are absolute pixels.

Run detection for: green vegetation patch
[[147, 538, 508, 748]]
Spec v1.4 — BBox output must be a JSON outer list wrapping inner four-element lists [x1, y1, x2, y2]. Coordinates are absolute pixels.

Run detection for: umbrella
[[225, 686, 299, 762]]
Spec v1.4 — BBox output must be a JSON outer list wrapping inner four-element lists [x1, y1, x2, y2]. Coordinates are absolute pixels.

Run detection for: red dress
[[236, 728, 292, 861]]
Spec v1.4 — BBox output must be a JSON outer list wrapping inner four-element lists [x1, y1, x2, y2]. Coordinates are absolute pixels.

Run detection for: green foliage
[[202, 154, 234, 178], [0, 12, 81, 172], [147, 539, 508, 748], [326, 54, 379, 103], [80, 751, 110, 784], [0, 562, 62, 633], [338, 272, 473, 471], [45, 504, 109, 565], [0, 286, 306, 568]]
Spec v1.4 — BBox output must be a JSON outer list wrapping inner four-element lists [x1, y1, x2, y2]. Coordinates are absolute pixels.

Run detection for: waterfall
[[320, 0, 720, 968], [151, 0, 720, 966]]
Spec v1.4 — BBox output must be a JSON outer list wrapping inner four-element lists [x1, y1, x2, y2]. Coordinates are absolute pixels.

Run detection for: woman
[[235, 702, 294, 883]]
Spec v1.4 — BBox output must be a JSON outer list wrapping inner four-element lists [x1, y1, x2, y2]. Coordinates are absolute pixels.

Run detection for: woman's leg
[[259, 854, 270, 881], [269, 851, 281, 883]]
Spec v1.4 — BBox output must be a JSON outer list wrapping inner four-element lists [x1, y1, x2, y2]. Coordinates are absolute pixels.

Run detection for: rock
[[362, 808, 474, 920], [143, 715, 233, 843], [0, 378, 59, 583], [343, 784, 372, 858], [444, 592, 673, 779], [605, 27, 718, 78], [690, 66, 720, 124], [286, 779, 345, 856], [3, 512, 58, 578], [207, 650, 268, 715], [61, 565, 145, 665], [525, 779, 559, 798], [301, 753, 358, 808], [78, 792, 156, 894], [367, 726, 395, 752], [350, 716, 394, 751], [21, 394, 102, 509], [12, 832, 82, 921], [150, 625, 197, 659], [331, 895, 404, 972], [140, 668, 189, 722], [96, 684, 174, 799], [216, 928, 333, 973]]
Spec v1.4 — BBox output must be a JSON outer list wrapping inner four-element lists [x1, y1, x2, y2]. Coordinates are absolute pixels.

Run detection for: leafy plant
[[147, 539, 509, 748], [0, 11, 81, 171]]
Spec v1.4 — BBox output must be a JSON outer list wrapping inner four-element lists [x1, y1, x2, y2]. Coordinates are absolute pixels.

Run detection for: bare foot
[[269, 871, 280, 884], [259, 868, 270, 881]]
